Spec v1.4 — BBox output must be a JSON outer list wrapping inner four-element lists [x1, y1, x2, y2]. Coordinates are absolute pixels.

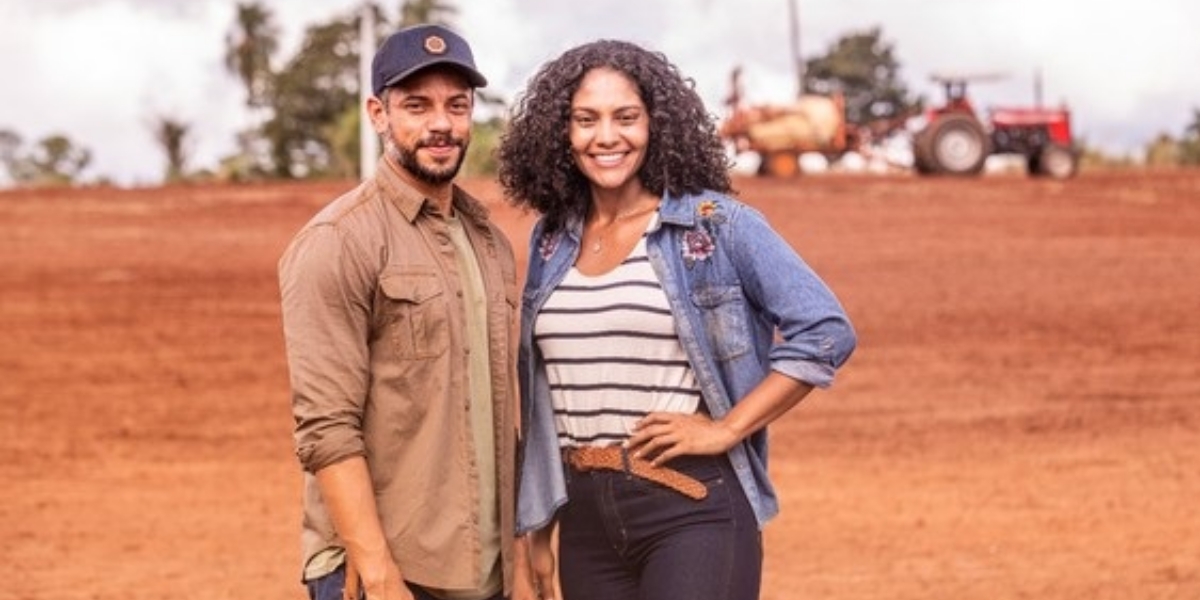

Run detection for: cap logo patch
[[424, 35, 447, 55]]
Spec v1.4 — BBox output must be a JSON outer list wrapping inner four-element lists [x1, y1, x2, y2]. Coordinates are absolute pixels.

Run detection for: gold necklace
[[588, 202, 659, 254]]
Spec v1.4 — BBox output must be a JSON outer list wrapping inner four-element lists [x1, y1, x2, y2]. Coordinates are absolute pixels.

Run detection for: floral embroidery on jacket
[[682, 199, 726, 267], [538, 231, 561, 261]]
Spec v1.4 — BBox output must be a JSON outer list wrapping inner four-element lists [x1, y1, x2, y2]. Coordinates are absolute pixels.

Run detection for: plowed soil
[[3, 171, 1198, 600]]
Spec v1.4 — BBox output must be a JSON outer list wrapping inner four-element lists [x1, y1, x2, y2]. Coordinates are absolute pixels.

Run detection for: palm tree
[[1180, 108, 1200, 166], [1187, 108, 1200, 139], [153, 117, 191, 183], [224, 2, 280, 109]]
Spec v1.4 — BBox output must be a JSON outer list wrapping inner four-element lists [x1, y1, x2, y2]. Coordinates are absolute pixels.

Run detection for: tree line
[[2, 3, 1199, 187]]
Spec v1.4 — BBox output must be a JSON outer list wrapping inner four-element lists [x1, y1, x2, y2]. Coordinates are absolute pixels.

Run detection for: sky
[[1, 0, 1197, 186]]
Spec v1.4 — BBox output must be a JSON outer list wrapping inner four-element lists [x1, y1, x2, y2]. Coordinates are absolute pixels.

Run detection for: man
[[279, 24, 530, 600]]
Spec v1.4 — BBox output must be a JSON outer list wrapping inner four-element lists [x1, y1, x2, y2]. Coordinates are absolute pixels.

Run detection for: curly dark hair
[[496, 39, 733, 232]]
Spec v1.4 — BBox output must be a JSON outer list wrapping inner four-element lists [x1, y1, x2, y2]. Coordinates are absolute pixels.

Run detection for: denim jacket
[[516, 190, 857, 533]]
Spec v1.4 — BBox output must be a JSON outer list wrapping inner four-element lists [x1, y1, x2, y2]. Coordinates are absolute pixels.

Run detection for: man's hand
[[344, 553, 410, 600]]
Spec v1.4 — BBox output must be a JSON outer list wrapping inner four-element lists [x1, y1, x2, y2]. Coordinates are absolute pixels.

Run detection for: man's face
[[373, 68, 474, 185]]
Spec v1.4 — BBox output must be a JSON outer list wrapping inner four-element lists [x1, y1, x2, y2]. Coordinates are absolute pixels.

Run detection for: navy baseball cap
[[371, 24, 488, 96]]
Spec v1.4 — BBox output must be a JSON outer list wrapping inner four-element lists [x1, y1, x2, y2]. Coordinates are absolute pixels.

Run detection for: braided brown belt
[[563, 445, 708, 500]]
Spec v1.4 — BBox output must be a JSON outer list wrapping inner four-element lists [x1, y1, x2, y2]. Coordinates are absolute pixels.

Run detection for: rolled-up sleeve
[[279, 223, 374, 472], [731, 207, 857, 388]]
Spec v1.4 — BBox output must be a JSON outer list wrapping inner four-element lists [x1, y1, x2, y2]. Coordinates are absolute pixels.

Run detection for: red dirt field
[[3, 171, 1198, 600]]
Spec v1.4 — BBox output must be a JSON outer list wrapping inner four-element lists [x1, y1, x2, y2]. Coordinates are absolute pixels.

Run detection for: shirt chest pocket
[[690, 285, 750, 361], [378, 269, 451, 359]]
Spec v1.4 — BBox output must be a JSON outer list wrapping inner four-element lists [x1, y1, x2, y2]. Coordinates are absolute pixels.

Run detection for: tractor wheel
[[917, 114, 991, 175], [758, 151, 801, 178], [1035, 143, 1078, 179], [911, 131, 934, 174], [1026, 154, 1041, 177], [913, 157, 934, 174]]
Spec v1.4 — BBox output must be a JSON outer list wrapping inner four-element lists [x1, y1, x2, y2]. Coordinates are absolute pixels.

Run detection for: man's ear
[[365, 95, 388, 134]]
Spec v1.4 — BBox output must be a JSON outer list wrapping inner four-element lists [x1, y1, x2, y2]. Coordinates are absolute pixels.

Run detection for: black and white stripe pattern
[[535, 235, 700, 447]]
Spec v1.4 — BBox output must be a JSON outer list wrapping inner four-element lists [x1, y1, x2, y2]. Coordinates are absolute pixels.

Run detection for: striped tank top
[[533, 225, 701, 448]]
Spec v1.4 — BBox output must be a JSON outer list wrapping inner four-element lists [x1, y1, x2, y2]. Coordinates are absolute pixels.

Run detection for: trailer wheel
[[917, 114, 991, 175], [1035, 143, 1077, 179], [758, 151, 801, 177]]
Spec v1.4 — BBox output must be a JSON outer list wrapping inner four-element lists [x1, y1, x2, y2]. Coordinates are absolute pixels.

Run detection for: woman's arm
[[626, 371, 812, 465]]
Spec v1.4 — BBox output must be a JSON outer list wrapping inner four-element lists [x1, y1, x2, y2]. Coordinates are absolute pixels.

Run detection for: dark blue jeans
[[305, 564, 505, 600], [558, 453, 763, 600]]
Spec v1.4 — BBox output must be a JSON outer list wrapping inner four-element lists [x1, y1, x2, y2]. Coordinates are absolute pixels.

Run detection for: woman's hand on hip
[[625, 412, 739, 466]]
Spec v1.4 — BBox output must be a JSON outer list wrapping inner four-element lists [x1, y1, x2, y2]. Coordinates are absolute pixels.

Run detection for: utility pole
[[788, 0, 803, 97], [1033, 67, 1043, 108], [359, 3, 378, 180]]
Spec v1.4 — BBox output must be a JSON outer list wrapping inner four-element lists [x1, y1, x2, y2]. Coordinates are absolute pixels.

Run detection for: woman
[[497, 40, 856, 600]]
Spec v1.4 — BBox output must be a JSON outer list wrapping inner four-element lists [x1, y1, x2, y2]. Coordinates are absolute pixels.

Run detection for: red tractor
[[913, 74, 1079, 178]]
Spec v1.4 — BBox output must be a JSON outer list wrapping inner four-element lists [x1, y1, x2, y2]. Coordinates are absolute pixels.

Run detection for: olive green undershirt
[[437, 212, 501, 600]]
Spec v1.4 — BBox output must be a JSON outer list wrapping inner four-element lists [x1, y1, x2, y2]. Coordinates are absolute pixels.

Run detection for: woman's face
[[568, 67, 650, 194]]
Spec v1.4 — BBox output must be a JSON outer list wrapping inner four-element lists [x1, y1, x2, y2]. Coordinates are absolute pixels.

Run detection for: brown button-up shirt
[[278, 162, 518, 593]]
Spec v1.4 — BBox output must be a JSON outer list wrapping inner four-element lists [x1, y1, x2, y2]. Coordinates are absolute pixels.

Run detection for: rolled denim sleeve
[[729, 205, 857, 388]]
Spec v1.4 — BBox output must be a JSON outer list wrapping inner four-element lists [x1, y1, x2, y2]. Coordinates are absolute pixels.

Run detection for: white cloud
[[1, 0, 1197, 184], [1, 0, 243, 185]]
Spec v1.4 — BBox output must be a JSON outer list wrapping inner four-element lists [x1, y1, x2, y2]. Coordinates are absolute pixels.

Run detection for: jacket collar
[[657, 191, 700, 228]]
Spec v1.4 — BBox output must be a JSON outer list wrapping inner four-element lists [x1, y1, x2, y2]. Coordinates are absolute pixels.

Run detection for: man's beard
[[383, 129, 469, 186]]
